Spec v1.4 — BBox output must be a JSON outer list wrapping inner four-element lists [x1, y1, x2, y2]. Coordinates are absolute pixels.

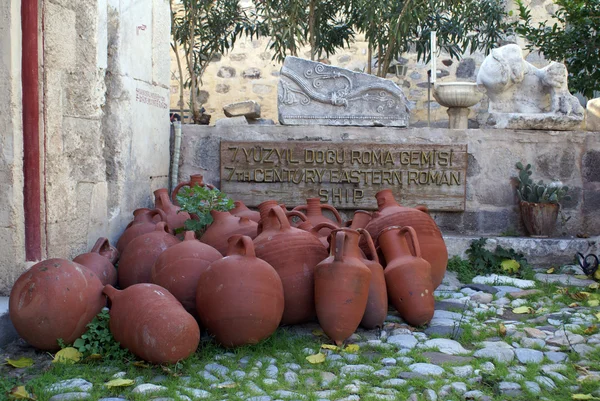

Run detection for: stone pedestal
[[447, 107, 470, 129]]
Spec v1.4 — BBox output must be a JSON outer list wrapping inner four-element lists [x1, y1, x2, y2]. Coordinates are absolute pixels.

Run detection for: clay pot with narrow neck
[[364, 189, 447, 289], [254, 203, 329, 325], [118, 222, 180, 288], [154, 188, 191, 231], [356, 228, 387, 330], [73, 237, 118, 286], [314, 229, 371, 345], [347, 210, 372, 230], [297, 220, 339, 249], [292, 198, 343, 236], [256, 200, 305, 234], [103, 284, 199, 364], [196, 235, 284, 348], [200, 210, 258, 255], [9, 258, 105, 351], [378, 226, 435, 326], [116, 208, 170, 253], [151, 231, 222, 318], [230, 200, 261, 223], [99, 243, 120, 265], [172, 174, 215, 206]]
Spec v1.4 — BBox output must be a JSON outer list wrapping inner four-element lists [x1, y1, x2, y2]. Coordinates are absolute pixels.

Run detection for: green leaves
[[68, 309, 130, 361], [176, 185, 234, 236]]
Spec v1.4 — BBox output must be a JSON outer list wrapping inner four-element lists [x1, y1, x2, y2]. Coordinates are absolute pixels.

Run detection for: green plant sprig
[[175, 185, 235, 236], [515, 162, 571, 204], [68, 309, 131, 361]]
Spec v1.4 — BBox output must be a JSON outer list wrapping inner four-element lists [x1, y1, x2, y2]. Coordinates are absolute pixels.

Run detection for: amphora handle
[[227, 235, 256, 257], [357, 228, 379, 263], [91, 237, 110, 254], [398, 226, 422, 258], [333, 231, 346, 262], [320, 204, 343, 225]]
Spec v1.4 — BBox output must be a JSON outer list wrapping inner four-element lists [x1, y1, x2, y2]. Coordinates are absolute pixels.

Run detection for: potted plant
[[514, 162, 571, 237]]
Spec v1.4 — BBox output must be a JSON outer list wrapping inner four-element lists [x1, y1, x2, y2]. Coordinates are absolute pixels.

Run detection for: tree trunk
[[309, 0, 316, 60], [188, 2, 199, 124], [170, 0, 185, 123]]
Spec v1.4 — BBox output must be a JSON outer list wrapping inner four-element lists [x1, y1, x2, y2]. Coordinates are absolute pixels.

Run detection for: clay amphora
[[230, 200, 261, 223], [256, 201, 305, 234], [254, 204, 328, 325], [196, 235, 284, 347], [103, 284, 200, 364], [9, 259, 105, 351], [364, 189, 447, 289], [292, 198, 343, 236], [200, 210, 258, 255], [116, 208, 169, 253], [314, 229, 372, 345], [99, 242, 120, 265], [172, 174, 215, 206], [297, 220, 339, 249], [118, 222, 180, 288], [73, 237, 118, 286], [378, 226, 435, 327], [154, 188, 191, 231], [151, 231, 222, 318], [347, 210, 373, 230], [356, 228, 388, 330]]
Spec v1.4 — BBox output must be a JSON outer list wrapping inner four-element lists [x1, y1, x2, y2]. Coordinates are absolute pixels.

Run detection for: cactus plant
[[515, 162, 571, 204]]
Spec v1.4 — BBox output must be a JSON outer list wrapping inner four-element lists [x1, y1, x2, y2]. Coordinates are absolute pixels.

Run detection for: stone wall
[[179, 125, 600, 238]]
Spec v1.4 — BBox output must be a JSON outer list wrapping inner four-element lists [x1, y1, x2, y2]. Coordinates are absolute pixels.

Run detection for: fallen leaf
[[575, 275, 591, 280], [596, 312, 600, 320], [217, 382, 237, 389], [52, 348, 82, 364], [305, 353, 325, 364], [569, 303, 580, 308], [161, 365, 181, 377], [584, 325, 598, 335], [501, 259, 520, 274], [104, 379, 134, 388], [546, 267, 555, 274], [311, 329, 325, 337], [8, 386, 36, 400], [556, 287, 569, 295], [588, 300, 600, 307], [589, 283, 600, 290], [570, 292, 590, 301], [321, 344, 338, 351], [133, 361, 151, 368], [512, 306, 534, 314], [344, 344, 360, 353], [498, 323, 507, 337], [85, 354, 102, 361], [5, 358, 34, 368], [572, 394, 599, 400]]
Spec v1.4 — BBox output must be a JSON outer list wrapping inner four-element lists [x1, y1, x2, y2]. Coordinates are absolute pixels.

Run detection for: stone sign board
[[220, 141, 467, 211]]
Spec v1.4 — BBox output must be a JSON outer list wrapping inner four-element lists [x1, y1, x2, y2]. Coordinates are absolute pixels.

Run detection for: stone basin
[[433, 82, 483, 108]]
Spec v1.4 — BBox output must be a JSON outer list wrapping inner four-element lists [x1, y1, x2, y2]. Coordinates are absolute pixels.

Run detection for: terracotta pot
[[356, 228, 388, 330], [154, 188, 191, 231], [9, 259, 105, 351], [118, 222, 180, 288], [292, 198, 343, 236], [200, 210, 258, 255], [519, 201, 559, 238], [73, 237, 118, 286], [151, 231, 222, 318], [103, 284, 199, 364], [254, 203, 328, 325], [364, 189, 447, 289], [314, 229, 371, 345], [256, 201, 306, 234], [297, 220, 339, 249], [230, 200, 261, 223], [99, 243, 120, 265], [116, 208, 169, 253], [346, 210, 372, 230], [196, 235, 284, 347], [172, 174, 215, 206], [378, 226, 435, 327]]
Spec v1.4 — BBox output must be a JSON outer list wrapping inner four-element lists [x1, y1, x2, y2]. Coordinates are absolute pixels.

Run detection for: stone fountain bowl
[[433, 82, 483, 108]]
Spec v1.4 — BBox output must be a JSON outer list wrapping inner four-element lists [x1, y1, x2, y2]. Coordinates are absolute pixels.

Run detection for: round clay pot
[[73, 237, 118, 286], [378, 226, 435, 326], [519, 201, 559, 238], [118, 222, 180, 288], [116, 208, 169, 253], [200, 210, 258, 255], [297, 220, 339, 249], [98, 242, 120, 265], [172, 174, 215, 206], [230, 200, 261, 223], [151, 231, 222, 318], [154, 188, 191, 231], [292, 198, 343, 237], [364, 189, 447, 289], [347, 210, 372, 230], [196, 235, 284, 347], [314, 229, 371, 345], [9, 258, 105, 351], [254, 203, 328, 325], [103, 284, 199, 364], [356, 229, 387, 330]]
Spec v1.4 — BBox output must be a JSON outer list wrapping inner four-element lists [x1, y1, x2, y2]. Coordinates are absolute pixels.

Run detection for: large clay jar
[[151, 231, 222, 318], [364, 189, 447, 289], [172, 174, 215, 206], [99, 242, 120, 265], [118, 222, 180, 288], [297, 220, 339, 249], [196, 235, 284, 347], [103, 284, 199, 364], [379, 226, 435, 327], [356, 229, 388, 330], [73, 238, 118, 286], [154, 188, 191, 231], [9, 259, 105, 351], [116, 208, 169, 253], [200, 210, 258, 255], [292, 198, 343, 237], [254, 204, 328, 325], [314, 229, 371, 345], [347, 210, 372, 230], [230, 200, 261, 223]]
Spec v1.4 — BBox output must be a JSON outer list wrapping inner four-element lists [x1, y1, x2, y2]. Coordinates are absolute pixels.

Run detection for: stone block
[[152, 0, 171, 86], [586, 98, 600, 131], [44, 2, 77, 69], [115, 1, 153, 82], [223, 100, 261, 119], [215, 116, 249, 127], [456, 58, 475, 79], [247, 118, 275, 125], [583, 150, 600, 182], [217, 66, 236, 78], [242, 68, 261, 79]]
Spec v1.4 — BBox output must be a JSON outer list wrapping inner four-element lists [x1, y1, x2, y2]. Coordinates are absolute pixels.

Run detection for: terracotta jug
[[73, 237, 118, 286], [292, 198, 343, 236], [151, 231, 222, 318], [99, 242, 120, 265], [314, 229, 372, 345], [254, 204, 328, 325], [347, 210, 373, 230], [297, 220, 339, 249], [154, 188, 191, 231], [118, 222, 180, 288], [356, 228, 388, 330], [364, 189, 447, 289], [256, 201, 304, 234], [9, 259, 105, 351], [103, 284, 200, 364], [200, 210, 258, 255], [172, 174, 215, 206], [196, 235, 284, 347], [230, 200, 261, 223], [116, 208, 169, 253], [378, 226, 435, 326]]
